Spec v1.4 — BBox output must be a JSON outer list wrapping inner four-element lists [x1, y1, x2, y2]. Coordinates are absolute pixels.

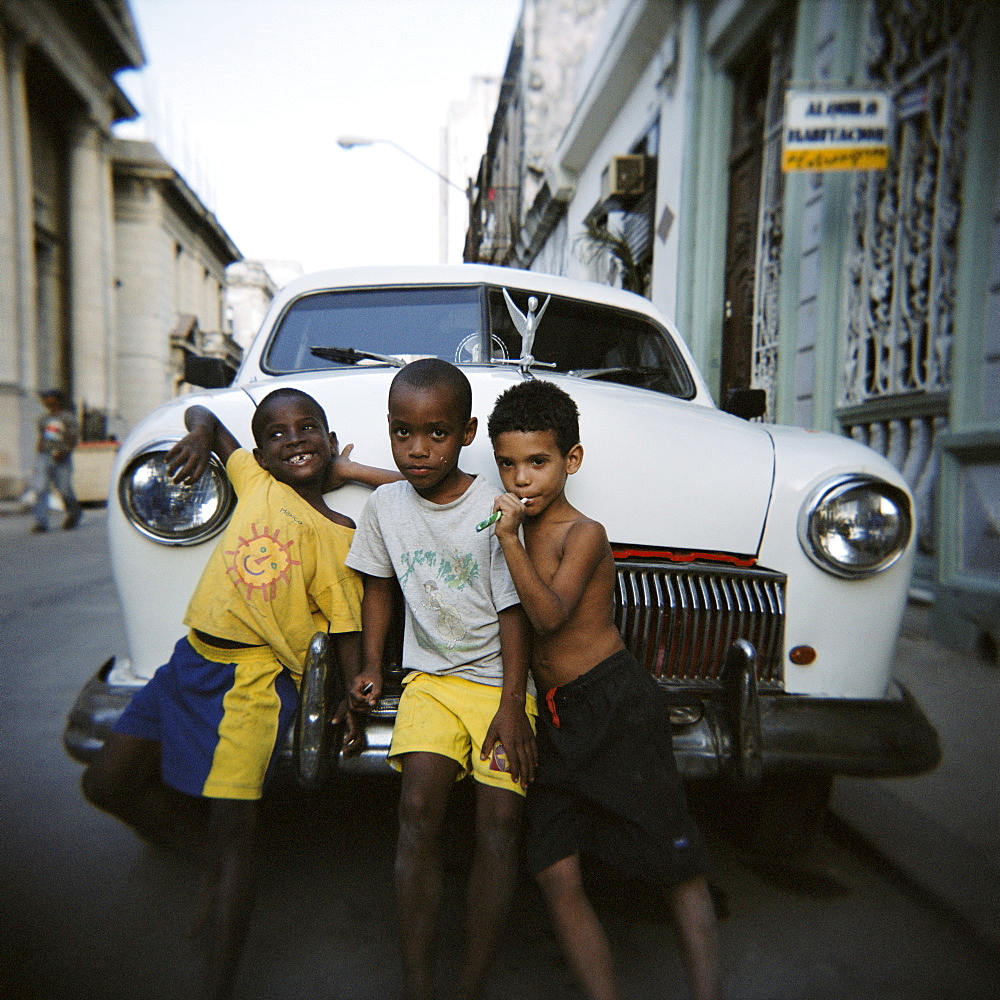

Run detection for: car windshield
[[263, 282, 694, 399], [264, 285, 485, 372]]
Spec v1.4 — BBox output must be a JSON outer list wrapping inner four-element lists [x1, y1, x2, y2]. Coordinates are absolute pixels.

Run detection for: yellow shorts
[[388, 672, 537, 795]]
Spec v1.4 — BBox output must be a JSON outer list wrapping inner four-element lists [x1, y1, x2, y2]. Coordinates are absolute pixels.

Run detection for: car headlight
[[798, 474, 912, 578], [118, 441, 235, 545]]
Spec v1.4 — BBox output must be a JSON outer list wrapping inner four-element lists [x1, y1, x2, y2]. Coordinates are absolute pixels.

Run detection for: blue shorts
[[113, 633, 299, 800]]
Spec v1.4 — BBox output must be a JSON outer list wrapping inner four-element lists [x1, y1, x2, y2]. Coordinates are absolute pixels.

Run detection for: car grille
[[615, 559, 786, 690]]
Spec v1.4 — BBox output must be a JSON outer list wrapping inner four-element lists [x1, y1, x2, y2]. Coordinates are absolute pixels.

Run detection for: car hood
[[237, 368, 776, 557]]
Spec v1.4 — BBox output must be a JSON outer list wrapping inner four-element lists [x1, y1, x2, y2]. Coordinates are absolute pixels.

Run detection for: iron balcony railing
[[615, 559, 786, 690]]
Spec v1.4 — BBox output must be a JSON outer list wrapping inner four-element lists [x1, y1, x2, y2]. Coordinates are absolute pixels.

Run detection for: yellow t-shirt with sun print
[[184, 449, 362, 675]]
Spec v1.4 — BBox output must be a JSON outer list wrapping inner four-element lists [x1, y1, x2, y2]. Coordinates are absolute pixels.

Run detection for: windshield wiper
[[310, 346, 406, 367], [567, 366, 663, 378]]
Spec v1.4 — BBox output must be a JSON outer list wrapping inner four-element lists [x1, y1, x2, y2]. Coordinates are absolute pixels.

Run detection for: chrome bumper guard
[[64, 560, 939, 783]]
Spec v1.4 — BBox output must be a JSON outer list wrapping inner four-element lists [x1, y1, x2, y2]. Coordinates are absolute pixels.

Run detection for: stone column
[[0, 28, 37, 496], [0, 28, 18, 369], [114, 175, 172, 434], [68, 118, 115, 436]]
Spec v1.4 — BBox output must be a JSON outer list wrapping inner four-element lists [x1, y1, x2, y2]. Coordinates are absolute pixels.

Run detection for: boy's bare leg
[[81, 731, 204, 851], [453, 783, 523, 1000], [668, 875, 725, 1000], [201, 798, 260, 1000], [535, 854, 620, 1000], [396, 752, 462, 1000]]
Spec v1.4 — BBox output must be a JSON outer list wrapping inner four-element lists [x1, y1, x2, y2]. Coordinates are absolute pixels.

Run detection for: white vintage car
[[65, 264, 939, 849]]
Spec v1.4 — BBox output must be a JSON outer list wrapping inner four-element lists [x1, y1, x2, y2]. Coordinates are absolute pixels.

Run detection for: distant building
[[0, 0, 241, 498], [225, 259, 303, 353], [225, 260, 278, 355], [112, 138, 241, 434], [444, 75, 503, 263], [471, 0, 1000, 654], [467, 0, 608, 270]]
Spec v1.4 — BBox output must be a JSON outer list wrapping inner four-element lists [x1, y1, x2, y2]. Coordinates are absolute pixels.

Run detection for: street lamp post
[[337, 135, 468, 263]]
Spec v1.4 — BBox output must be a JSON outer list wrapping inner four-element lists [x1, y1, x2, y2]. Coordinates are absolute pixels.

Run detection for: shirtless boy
[[487, 378, 724, 1000]]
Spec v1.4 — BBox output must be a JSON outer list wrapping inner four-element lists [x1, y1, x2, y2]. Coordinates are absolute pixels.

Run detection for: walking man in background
[[32, 388, 82, 533]]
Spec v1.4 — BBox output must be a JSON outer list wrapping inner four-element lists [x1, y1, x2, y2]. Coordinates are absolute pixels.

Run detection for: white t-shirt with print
[[346, 475, 522, 687]]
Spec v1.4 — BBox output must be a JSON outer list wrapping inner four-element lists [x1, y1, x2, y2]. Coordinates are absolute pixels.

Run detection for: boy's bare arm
[[326, 441, 403, 491], [349, 574, 395, 711], [494, 501, 610, 636], [481, 603, 537, 787], [166, 404, 240, 484], [331, 629, 362, 711]]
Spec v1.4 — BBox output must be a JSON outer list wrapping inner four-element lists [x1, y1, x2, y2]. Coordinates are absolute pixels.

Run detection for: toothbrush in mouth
[[476, 497, 528, 532]]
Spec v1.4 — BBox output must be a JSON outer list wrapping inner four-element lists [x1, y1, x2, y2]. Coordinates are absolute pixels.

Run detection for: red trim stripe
[[545, 687, 561, 728], [611, 547, 757, 568]]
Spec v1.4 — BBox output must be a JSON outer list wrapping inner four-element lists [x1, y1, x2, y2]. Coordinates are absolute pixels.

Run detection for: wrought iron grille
[[842, 0, 975, 405], [839, 0, 977, 570], [750, 17, 795, 422], [614, 560, 786, 690]]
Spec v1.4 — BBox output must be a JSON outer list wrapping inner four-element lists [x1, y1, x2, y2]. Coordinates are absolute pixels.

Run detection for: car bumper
[[62, 657, 138, 765], [64, 662, 940, 782], [670, 682, 941, 779]]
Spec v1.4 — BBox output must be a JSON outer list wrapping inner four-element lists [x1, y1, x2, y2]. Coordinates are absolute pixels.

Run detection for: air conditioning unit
[[601, 155, 646, 200]]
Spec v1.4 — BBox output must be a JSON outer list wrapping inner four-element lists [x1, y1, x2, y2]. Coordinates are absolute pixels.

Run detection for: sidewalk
[[831, 602, 1000, 952]]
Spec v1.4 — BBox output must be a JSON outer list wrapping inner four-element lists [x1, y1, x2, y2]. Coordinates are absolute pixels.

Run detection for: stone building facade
[[225, 260, 278, 355], [224, 259, 303, 354], [0, 0, 242, 499], [112, 137, 240, 435], [469, 0, 1000, 653]]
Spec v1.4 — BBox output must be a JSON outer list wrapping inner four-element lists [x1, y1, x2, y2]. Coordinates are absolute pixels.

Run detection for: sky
[[115, 0, 521, 275]]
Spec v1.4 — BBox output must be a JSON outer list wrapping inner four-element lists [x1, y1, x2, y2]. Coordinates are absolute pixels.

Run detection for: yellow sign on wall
[[782, 90, 890, 172]]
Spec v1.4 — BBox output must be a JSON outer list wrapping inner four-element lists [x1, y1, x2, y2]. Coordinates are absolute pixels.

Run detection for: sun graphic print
[[226, 523, 301, 601]]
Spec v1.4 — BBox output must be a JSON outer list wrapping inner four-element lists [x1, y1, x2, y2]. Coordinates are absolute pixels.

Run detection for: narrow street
[[1, 510, 997, 1000]]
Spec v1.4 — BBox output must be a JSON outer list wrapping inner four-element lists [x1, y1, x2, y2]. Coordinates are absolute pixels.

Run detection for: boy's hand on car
[[165, 426, 214, 484], [326, 437, 356, 491], [341, 712, 368, 757], [330, 698, 368, 757], [482, 702, 537, 788], [349, 671, 381, 713]]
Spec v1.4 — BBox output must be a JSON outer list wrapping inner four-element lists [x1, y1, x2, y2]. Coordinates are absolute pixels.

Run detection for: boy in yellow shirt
[[82, 387, 393, 1000]]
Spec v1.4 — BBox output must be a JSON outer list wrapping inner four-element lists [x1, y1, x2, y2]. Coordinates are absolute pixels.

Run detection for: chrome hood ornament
[[501, 288, 555, 377]]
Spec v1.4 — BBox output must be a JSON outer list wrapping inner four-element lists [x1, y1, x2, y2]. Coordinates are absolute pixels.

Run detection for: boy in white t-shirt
[[346, 359, 535, 1000]]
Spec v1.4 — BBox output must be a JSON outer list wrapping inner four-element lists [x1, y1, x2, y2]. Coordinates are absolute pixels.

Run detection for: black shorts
[[527, 648, 707, 887]]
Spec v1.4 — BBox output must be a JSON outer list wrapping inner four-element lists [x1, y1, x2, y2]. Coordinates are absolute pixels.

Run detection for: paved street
[[2, 509, 999, 1000]]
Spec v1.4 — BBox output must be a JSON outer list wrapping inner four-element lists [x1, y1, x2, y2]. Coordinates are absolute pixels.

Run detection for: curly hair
[[487, 379, 580, 456]]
